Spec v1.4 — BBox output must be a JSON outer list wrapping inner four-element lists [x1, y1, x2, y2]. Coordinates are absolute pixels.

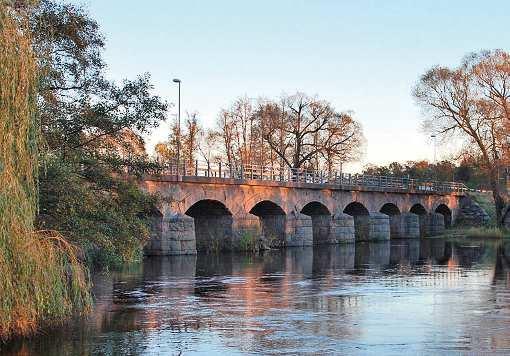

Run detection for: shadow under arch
[[186, 199, 233, 252], [301, 201, 332, 244], [435, 203, 452, 228], [380, 203, 401, 238], [410, 203, 428, 237], [344, 202, 369, 241], [249, 200, 286, 247]]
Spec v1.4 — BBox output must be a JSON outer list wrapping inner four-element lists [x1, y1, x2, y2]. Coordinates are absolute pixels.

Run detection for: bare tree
[[413, 50, 510, 225], [198, 129, 222, 166], [320, 112, 364, 175], [217, 97, 261, 168], [183, 112, 201, 169], [260, 93, 364, 171], [154, 112, 202, 167]]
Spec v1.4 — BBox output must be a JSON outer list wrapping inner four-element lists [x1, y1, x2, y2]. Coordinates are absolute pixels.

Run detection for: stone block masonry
[[139, 175, 475, 255]]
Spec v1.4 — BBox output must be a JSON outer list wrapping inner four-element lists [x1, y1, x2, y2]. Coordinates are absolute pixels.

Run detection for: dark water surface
[[3, 238, 510, 355]]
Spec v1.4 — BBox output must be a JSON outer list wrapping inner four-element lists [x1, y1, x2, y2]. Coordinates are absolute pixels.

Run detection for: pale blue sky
[[76, 0, 509, 171]]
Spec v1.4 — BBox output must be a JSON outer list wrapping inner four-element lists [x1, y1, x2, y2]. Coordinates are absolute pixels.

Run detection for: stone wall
[[388, 214, 402, 238], [260, 215, 287, 247], [144, 215, 196, 256], [368, 213, 391, 241], [286, 213, 313, 247], [232, 216, 261, 250], [399, 213, 420, 239], [353, 215, 370, 241], [311, 215, 332, 244], [195, 215, 233, 252], [427, 213, 445, 236], [330, 214, 355, 243], [352, 213, 390, 241]]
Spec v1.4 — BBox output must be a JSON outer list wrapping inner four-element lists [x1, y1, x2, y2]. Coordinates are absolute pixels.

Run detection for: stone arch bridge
[[141, 168, 468, 255]]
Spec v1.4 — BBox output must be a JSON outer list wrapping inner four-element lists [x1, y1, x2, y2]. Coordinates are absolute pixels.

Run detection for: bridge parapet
[[143, 161, 468, 195]]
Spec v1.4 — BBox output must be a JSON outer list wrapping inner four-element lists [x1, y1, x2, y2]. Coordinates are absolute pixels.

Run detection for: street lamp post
[[431, 134, 437, 164], [172, 78, 181, 172]]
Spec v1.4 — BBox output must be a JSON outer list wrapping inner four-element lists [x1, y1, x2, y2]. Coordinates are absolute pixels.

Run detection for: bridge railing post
[[219, 162, 222, 178]]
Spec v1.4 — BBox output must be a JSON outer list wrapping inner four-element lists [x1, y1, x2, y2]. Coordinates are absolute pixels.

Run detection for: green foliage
[[464, 227, 509, 239], [26, 0, 167, 270], [363, 159, 490, 189], [0, 4, 90, 341], [38, 155, 158, 270], [238, 231, 258, 252]]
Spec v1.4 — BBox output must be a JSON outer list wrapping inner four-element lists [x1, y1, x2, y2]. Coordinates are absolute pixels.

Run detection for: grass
[[463, 227, 509, 239], [0, 7, 90, 341], [439, 226, 510, 240], [239, 231, 258, 252]]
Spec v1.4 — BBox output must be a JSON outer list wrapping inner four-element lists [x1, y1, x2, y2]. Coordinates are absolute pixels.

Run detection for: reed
[[0, 5, 90, 341]]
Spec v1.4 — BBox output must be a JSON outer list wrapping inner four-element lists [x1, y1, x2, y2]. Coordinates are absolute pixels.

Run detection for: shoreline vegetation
[[0, 5, 90, 342]]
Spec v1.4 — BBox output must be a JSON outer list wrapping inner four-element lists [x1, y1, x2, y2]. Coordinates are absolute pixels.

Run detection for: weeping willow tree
[[0, 4, 90, 341]]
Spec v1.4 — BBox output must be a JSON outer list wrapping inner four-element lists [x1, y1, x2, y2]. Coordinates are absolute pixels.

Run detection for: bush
[[38, 156, 158, 270]]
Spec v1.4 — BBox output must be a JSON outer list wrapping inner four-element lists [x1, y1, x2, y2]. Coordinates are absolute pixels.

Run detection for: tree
[[154, 112, 202, 169], [320, 112, 364, 175], [183, 112, 201, 168], [260, 93, 364, 171], [217, 97, 260, 168], [413, 50, 510, 225], [25, 0, 168, 268], [198, 129, 222, 166]]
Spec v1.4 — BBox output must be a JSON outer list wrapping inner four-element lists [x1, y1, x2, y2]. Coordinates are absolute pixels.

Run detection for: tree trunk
[[488, 167, 506, 226]]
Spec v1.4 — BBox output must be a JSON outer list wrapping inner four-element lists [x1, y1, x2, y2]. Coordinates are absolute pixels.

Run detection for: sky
[[75, 0, 509, 172]]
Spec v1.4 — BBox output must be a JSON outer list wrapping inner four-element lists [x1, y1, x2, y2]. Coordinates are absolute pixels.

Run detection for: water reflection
[[3, 239, 510, 355]]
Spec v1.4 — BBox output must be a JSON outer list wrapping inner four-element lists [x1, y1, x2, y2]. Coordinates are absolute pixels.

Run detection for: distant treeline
[[362, 160, 493, 190]]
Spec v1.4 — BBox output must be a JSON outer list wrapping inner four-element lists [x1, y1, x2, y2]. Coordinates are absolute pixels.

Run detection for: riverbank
[[438, 226, 510, 239]]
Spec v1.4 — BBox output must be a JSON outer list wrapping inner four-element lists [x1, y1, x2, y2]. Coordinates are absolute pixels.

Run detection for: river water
[[3, 238, 510, 355]]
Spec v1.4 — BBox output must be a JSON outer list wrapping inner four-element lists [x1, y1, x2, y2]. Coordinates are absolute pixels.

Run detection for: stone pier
[[144, 214, 196, 255], [286, 213, 313, 247], [427, 212, 446, 236], [329, 213, 355, 243], [397, 213, 420, 239], [368, 212, 391, 241]]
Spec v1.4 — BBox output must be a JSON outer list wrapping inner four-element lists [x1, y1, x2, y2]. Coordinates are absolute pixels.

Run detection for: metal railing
[[145, 160, 468, 193]]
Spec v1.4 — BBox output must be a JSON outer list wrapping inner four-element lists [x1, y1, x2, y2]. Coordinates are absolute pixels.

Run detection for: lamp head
[[172, 78, 181, 83]]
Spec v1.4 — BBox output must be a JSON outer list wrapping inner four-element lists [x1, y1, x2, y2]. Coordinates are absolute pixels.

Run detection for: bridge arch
[[186, 199, 233, 252], [410, 203, 427, 237], [380, 203, 401, 239], [410, 203, 427, 215], [249, 200, 286, 247], [435, 204, 452, 228], [344, 202, 370, 241], [301, 201, 332, 244]]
